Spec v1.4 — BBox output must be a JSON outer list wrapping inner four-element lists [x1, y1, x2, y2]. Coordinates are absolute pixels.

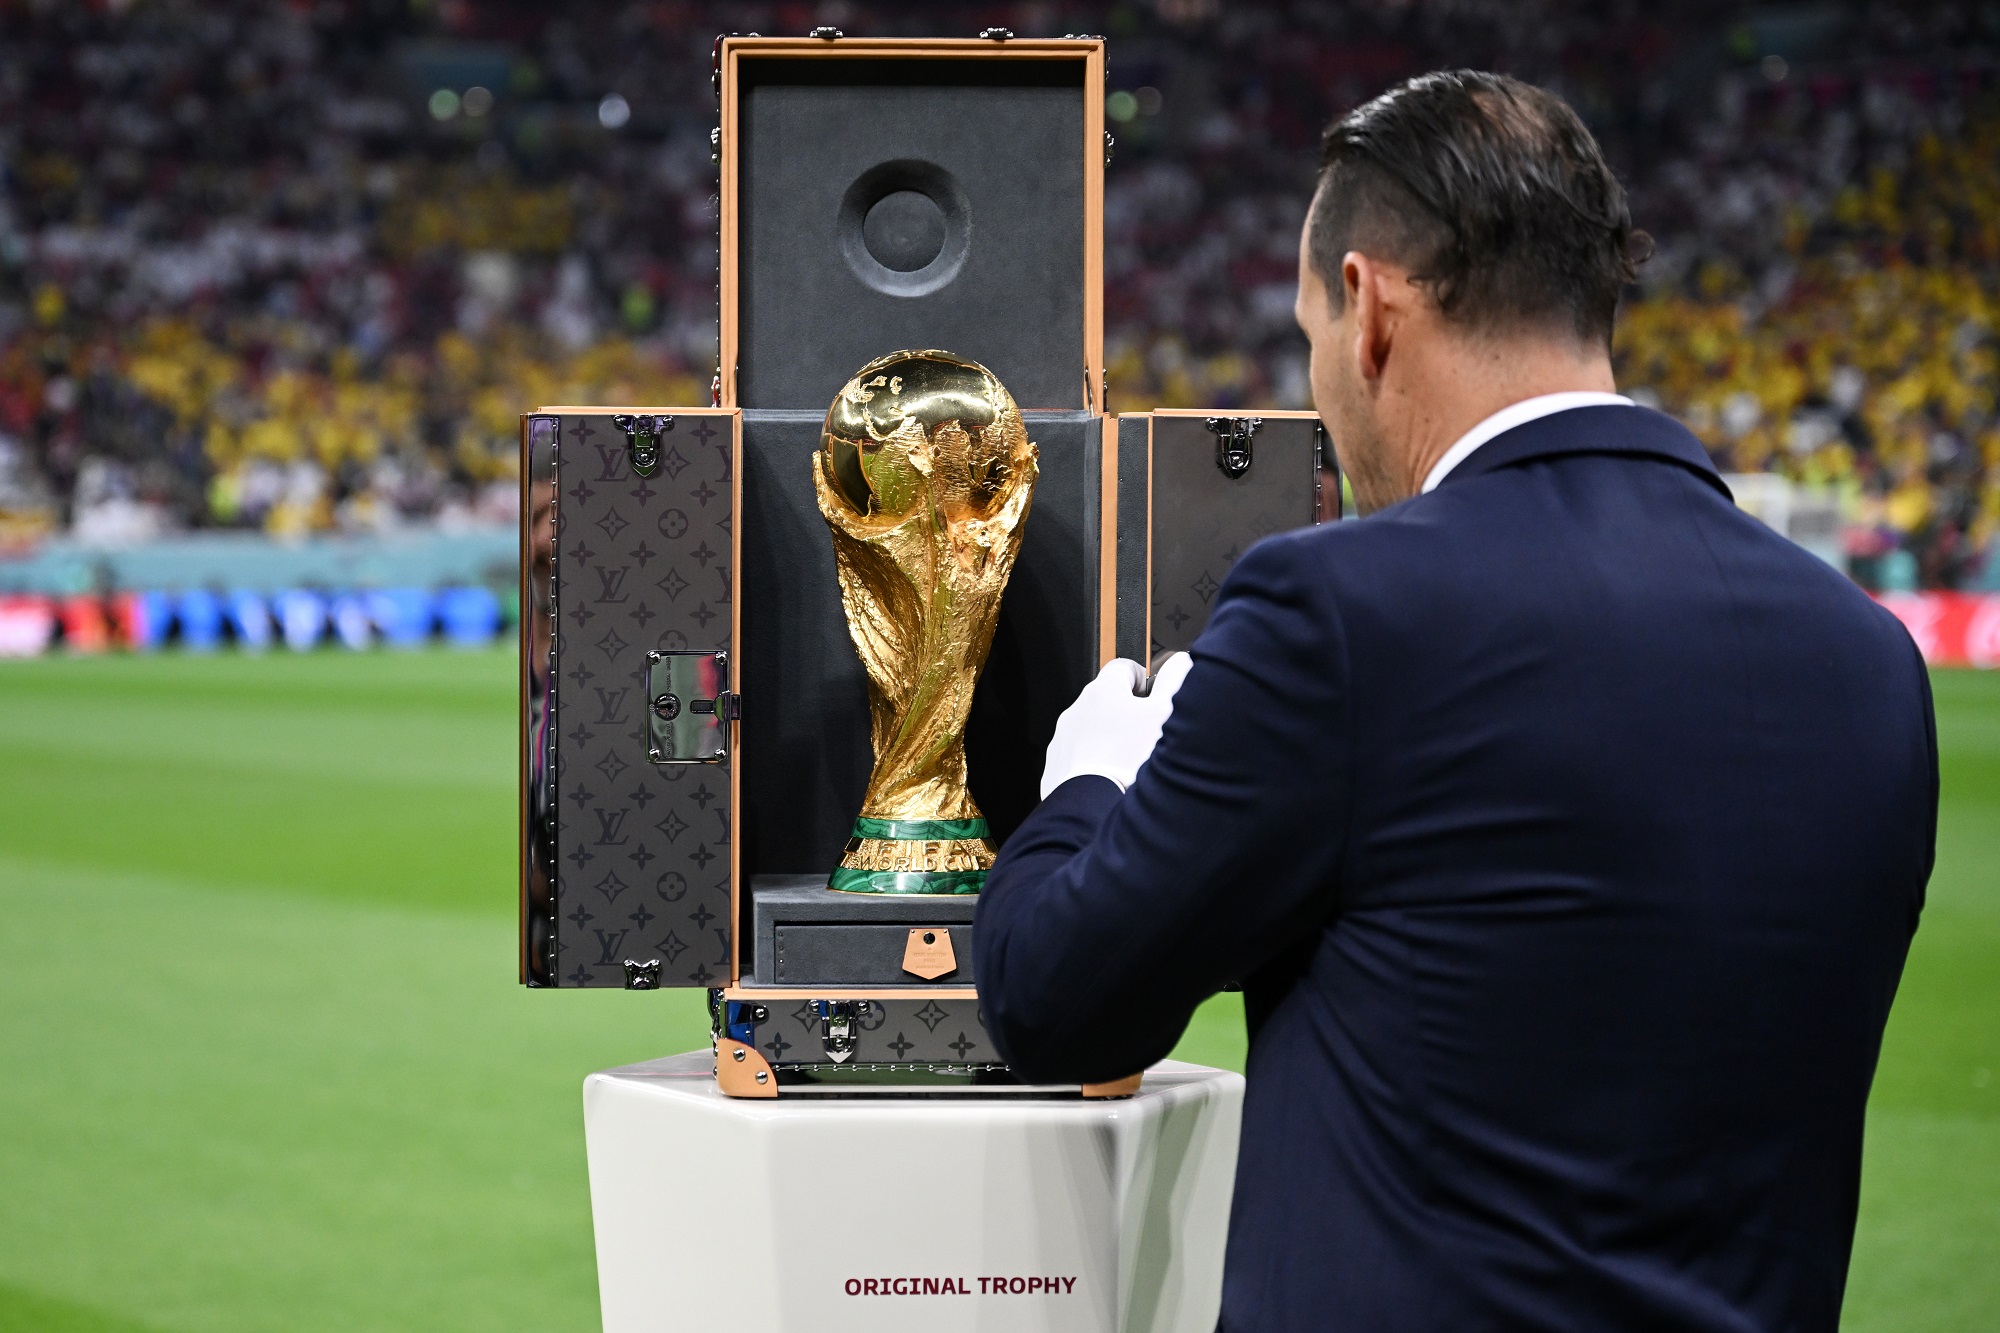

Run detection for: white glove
[[1039, 653, 1194, 799]]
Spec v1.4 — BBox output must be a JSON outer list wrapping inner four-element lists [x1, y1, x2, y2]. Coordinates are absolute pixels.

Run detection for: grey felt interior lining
[[737, 57, 1087, 409], [738, 410, 1102, 920]]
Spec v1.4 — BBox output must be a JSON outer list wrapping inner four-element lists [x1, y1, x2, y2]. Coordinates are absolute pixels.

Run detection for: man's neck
[[1392, 336, 1617, 497]]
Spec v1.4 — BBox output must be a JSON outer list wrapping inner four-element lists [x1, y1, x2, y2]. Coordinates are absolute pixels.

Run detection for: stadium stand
[[0, 1, 1993, 598]]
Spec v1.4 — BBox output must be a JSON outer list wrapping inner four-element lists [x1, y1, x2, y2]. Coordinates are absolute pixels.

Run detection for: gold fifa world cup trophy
[[814, 350, 1039, 894]]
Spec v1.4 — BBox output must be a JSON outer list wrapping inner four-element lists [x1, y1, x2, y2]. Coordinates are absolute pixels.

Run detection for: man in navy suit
[[975, 71, 1935, 1331]]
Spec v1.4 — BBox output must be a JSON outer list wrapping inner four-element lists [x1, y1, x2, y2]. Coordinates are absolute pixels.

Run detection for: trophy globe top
[[821, 350, 1024, 522]]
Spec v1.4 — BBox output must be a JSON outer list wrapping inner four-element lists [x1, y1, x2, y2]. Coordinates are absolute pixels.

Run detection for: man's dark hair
[[1309, 70, 1647, 346]]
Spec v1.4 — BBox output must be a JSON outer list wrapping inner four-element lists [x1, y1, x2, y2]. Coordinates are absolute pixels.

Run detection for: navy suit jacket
[[976, 406, 1935, 1331]]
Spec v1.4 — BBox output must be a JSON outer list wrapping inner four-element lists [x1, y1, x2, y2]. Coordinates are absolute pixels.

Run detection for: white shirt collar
[[1420, 391, 1633, 494]]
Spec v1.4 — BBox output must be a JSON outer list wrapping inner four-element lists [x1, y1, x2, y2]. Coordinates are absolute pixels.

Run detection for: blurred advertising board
[[1876, 593, 2000, 668]]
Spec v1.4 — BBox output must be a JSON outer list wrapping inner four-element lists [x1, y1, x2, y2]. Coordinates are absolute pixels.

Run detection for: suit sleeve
[[974, 533, 1352, 1082]]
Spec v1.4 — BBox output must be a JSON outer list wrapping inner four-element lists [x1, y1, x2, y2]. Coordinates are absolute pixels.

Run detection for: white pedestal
[[583, 1053, 1245, 1333]]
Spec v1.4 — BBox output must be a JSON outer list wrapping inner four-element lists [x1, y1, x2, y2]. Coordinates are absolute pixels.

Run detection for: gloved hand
[[1039, 652, 1194, 799]]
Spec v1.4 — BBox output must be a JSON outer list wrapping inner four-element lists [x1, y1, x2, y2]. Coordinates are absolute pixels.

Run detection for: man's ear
[[1343, 251, 1394, 383]]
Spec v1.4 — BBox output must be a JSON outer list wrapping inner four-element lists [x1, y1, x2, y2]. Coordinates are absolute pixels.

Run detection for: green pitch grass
[[0, 651, 1992, 1331]]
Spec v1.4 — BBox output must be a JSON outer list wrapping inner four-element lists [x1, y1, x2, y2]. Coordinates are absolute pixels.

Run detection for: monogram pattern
[[1147, 415, 1322, 658], [757, 996, 1001, 1067], [552, 410, 736, 987]]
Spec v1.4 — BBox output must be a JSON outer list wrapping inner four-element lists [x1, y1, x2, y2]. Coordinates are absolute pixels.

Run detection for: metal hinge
[[1312, 424, 1326, 520], [1083, 366, 1109, 413], [1206, 415, 1262, 478], [623, 959, 662, 989], [817, 1000, 874, 1063], [610, 414, 673, 478], [1314, 421, 1339, 522]]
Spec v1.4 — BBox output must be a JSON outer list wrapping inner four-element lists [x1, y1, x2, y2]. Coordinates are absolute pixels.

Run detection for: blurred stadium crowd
[[0, 0, 1996, 592]]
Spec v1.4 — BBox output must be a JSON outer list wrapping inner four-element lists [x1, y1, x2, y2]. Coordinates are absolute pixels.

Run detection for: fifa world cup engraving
[[813, 350, 1039, 894]]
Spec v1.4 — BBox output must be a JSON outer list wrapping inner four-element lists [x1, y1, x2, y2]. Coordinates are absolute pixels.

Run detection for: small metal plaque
[[645, 649, 733, 764], [902, 927, 958, 980]]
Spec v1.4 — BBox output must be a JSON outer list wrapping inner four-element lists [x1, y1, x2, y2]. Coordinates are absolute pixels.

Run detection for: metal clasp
[[623, 959, 662, 989], [645, 649, 736, 764], [1206, 415, 1262, 478], [610, 414, 674, 479], [816, 1000, 873, 1064]]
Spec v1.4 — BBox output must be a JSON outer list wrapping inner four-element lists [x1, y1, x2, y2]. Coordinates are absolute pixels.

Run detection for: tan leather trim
[[727, 411, 743, 984], [900, 928, 959, 981], [1145, 408, 1324, 419], [721, 985, 979, 1001], [715, 1038, 779, 1098], [1081, 1073, 1143, 1100]]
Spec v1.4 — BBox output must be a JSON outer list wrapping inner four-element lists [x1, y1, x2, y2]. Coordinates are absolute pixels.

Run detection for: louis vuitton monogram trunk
[[1115, 410, 1336, 663], [523, 35, 1122, 1096]]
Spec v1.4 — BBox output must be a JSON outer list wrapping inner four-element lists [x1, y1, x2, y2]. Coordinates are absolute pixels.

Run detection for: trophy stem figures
[[813, 350, 1039, 894]]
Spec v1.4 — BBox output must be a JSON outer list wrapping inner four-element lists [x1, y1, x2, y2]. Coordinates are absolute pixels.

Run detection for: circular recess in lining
[[863, 191, 946, 271], [837, 160, 971, 298]]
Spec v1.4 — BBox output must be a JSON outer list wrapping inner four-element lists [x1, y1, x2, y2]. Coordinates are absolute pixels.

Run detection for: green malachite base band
[[849, 816, 990, 842], [830, 817, 992, 894], [827, 868, 987, 896]]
